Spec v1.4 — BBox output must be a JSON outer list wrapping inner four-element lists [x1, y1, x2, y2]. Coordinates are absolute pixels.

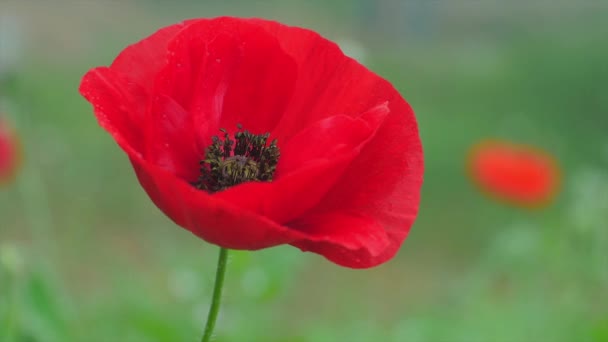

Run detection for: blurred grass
[[1, 0, 608, 341]]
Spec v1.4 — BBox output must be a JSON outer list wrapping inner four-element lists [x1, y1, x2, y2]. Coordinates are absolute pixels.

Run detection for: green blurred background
[[1, 0, 607, 341]]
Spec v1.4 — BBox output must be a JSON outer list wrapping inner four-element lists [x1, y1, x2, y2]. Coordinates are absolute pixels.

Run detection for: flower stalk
[[201, 247, 229, 342]]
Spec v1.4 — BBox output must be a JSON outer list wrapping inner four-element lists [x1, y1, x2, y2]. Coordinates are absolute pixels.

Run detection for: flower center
[[194, 124, 280, 193]]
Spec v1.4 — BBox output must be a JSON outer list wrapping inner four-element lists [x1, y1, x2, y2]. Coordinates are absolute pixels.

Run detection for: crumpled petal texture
[[79, 17, 423, 268]]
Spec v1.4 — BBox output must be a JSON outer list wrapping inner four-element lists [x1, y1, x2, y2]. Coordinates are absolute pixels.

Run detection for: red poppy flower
[[0, 117, 21, 186], [79, 17, 423, 268], [467, 139, 560, 208]]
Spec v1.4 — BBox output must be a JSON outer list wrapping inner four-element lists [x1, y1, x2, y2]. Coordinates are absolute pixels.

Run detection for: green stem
[[201, 247, 229, 342]]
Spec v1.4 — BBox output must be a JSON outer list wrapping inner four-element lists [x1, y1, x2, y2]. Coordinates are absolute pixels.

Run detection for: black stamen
[[194, 124, 280, 193]]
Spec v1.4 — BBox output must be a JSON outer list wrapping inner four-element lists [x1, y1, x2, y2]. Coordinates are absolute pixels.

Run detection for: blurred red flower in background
[[79, 17, 423, 268], [0, 116, 21, 186], [468, 139, 560, 208]]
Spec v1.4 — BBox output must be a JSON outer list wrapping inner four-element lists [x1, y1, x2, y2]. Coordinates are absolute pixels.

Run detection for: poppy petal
[[129, 154, 308, 249], [290, 213, 393, 268], [468, 140, 560, 207], [292, 97, 423, 268], [79, 67, 148, 154], [110, 22, 187, 92], [144, 94, 201, 182], [214, 104, 389, 224], [153, 17, 297, 152], [250, 19, 399, 142], [0, 120, 21, 185]]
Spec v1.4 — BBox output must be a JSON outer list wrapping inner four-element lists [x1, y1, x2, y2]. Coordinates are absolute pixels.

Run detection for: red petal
[[144, 94, 201, 182], [249, 19, 424, 267], [79, 67, 148, 155], [291, 98, 423, 268], [277, 112, 376, 174], [153, 17, 296, 152], [80, 70, 201, 182], [468, 140, 560, 207], [290, 213, 393, 268], [0, 120, 20, 185], [250, 19, 398, 141], [110, 22, 186, 92], [129, 154, 307, 249], [214, 104, 389, 225]]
